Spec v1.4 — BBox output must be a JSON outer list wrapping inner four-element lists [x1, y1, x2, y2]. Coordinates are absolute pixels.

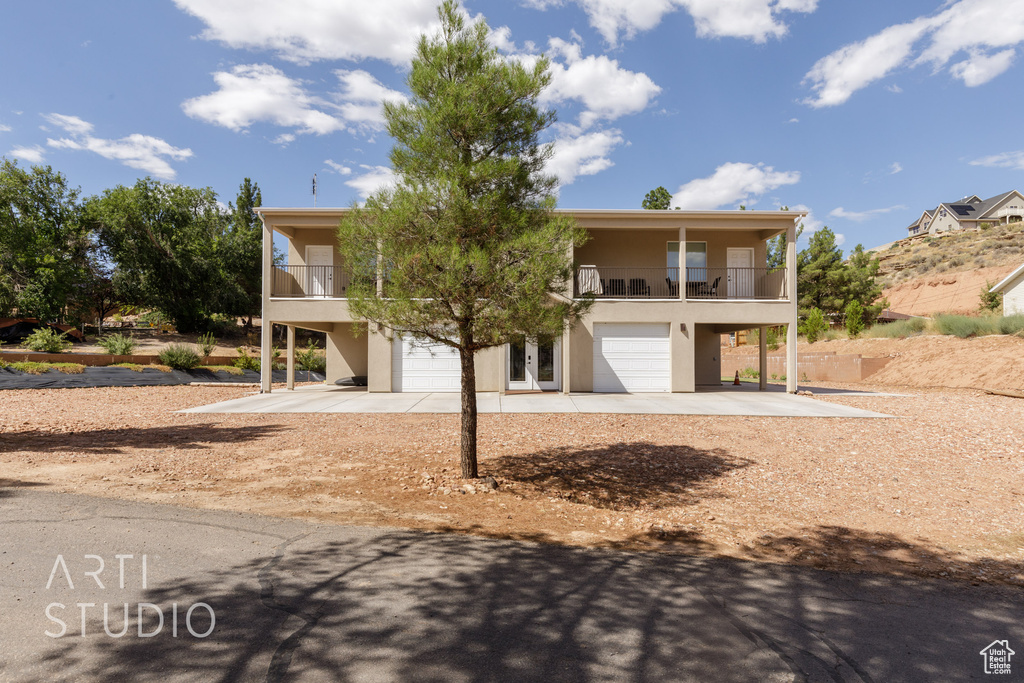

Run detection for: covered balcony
[[574, 265, 788, 300], [271, 265, 351, 298]]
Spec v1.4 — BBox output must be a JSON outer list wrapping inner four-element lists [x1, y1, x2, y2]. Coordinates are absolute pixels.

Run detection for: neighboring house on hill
[[907, 191, 1024, 236], [990, 262, 1024, 315], [256, 207, 804, 395]]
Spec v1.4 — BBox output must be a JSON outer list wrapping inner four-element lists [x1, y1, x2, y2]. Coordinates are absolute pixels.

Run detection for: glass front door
[[507, 336, 559, 390]]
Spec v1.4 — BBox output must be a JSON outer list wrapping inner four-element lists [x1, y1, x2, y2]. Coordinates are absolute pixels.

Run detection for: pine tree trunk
[[459, 345, 478, 479]]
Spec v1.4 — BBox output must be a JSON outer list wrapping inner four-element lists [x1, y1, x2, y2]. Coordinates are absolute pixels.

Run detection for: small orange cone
[[733, 371, 741, 386]]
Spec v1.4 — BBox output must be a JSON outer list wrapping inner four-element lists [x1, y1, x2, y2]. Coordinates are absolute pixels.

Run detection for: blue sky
[[3, 0, 1024, 251]]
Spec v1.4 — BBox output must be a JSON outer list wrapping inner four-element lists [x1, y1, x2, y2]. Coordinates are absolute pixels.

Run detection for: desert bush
[[800, 308, 827, 343], [933, 314, 998, 338], [295, 340, 327, 373], [158, 344, 201, 370], [766, 326, 780, 351], [865, 317, 928, 338], [97, 333, 138, 355], [979, 281, 1002, 312], [999, 314, 1024, 335], [197, 332, 217, 357], [739, 367, 759, 379], [234, 347, 260, 371], [23, 327, 72, 353]]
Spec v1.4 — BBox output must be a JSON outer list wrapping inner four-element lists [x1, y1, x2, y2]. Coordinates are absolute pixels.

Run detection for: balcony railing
[[271, 265, 350, 298], [575, 266, 787, 300]]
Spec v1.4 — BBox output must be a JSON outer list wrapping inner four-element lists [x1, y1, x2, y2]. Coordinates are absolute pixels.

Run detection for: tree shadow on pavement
[[0, 423, 286, 455], [490, 442, 751, 510], [21, 528, 1024, 683], [0, 478, 47, 498]]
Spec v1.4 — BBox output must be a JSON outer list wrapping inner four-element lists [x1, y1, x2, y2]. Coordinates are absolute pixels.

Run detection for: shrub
[[197, 332, 217, 357], [766, 326, 780, 351], [845, 301, 864, 338], [979, 281, 1002, 312], [999, 314, 1024, 335], [140, 310, 166, 329], [933, 314, 998, 338], [97, 333, 138, 355], [296, 340, 327, 373], [234, 347, 261, 371], [800, 308, 827, 343], [739, 367, 759, 379], [158, 344, 201, 370], [866, 317, 928, 338], [23, 327, 72, 353]]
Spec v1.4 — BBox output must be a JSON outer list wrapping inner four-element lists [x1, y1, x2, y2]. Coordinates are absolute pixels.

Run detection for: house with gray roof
[[907, 190, 1024, 236]]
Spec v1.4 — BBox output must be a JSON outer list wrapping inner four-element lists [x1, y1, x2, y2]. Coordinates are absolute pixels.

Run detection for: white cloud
[[969, 150, 1024, 170], [803, 0, 1024, 107], [332, 69, 407, 129], [890, 162, 903, 174], [41, 113, 191, 179], [886, 84, 903, 93], [345, 165, 397, 200], [172, 0, 439, 65], [42, 113, 94, 136], [670, 162, 800, 210], [542, 39, 661, 128], [182, 64, 346, 135], [183, 64, 405, 138], [835, 232, 846, 246], [949, 48, 1016, 87], [828, 204, 906, 222], [546, 128, 624, 186], [0, 124, 13, 133], [9, 145, 45, 164], [324, 159, 352, 175], [789, 203, 823, 234], [273, 133, 296, 145], [787, 117, 799, 123], [528, 0, 817, 46], [48, 133, 193, 180]]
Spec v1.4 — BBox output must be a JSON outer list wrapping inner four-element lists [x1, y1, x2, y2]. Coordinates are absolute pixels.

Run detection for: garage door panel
[[392, 336, 461, 392], [593, 323, 670, 393]]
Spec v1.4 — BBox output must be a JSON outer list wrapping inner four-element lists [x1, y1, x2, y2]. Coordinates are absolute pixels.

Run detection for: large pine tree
[[337, 1, 590, 478]]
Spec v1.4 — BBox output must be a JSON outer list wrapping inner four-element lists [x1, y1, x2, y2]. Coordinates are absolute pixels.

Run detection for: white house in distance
[[990, 263, 1024, 315], [256, 207, 804, 396], [906, 190, 1024, 236]]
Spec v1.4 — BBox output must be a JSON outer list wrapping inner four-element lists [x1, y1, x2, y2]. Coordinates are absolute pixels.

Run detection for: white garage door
[[392, 336, 461, 392], [593, 323, 671, 392]]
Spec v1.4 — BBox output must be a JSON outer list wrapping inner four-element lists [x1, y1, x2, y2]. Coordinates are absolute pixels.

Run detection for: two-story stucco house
[[256, 207, 804, 395]]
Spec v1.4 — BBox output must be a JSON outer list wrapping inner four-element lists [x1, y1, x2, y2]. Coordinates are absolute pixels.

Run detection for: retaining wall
[[721, 351, 891, 383]]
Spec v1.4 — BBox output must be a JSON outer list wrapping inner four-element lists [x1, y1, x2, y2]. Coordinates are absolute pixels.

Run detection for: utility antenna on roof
[[312, 173, 318, 207]]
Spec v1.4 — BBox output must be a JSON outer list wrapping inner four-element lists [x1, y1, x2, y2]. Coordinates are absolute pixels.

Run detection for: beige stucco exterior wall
[[687, 229, 768, 268], [693, 324, 722, 385], [326, 324, 368, 384], [928, 211, 961, 233], [574, 229, 768, 269], [286, 228, 342, 266]]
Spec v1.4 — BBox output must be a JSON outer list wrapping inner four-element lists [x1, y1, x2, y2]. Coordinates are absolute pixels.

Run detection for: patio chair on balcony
[[607, 278, 627, 296], [628, 278, 651, 297], [665, 278, 679, 297], [707, 276, 721, 297]]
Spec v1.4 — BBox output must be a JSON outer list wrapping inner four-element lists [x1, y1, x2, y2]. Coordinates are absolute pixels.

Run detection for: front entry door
[[306, 245, 334, 298], [507, 337, 560, 391]]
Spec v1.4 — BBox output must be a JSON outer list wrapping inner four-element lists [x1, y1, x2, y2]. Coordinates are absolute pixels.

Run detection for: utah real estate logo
[[980, 640, 1015, 675]]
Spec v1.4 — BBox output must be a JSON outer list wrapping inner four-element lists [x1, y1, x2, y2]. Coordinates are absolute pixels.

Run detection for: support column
[[259, 213, 274, 393], [758, 325, 767, 391], [785, 221, 799, 393], [678, 226, 687, 300], [286, 325, 295, 391]]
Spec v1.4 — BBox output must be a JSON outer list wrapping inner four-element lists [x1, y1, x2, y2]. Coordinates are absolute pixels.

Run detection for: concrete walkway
[[183, 383, 893, 418]]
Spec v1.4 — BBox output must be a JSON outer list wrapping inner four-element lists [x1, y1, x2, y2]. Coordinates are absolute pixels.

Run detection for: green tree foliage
[[337, 1, 591, 479], [800, 307, 827, 343], [797, 227, 846, 315], [217, 178, 263, 327], [766, 206, 803, 269], [641, 186, 672, 210], [87, 179, 228, 333], [844, 244, 886, 322], [845, 300, 864, 338], [0, 159, 93, 322]]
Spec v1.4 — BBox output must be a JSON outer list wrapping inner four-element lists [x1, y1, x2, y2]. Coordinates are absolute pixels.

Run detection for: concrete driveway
[[183, 383, 893, 418], [1, 489, 1018, 682]]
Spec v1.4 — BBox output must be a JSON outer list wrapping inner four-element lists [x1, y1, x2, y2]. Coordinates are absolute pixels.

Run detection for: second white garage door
[[392, 336, 461, 392], [593, 323, 671, 392]]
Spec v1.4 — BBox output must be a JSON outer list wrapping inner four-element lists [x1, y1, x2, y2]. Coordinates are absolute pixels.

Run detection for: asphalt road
[[0, 489, 1020, 682]]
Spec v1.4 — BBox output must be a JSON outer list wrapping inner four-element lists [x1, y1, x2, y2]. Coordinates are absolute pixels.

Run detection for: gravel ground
[[1, 383, 1021, 586]]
